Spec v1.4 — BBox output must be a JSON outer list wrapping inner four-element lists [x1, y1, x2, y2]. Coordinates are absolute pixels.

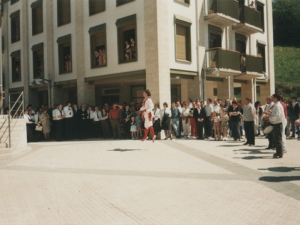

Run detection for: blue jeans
[[171, 118, 180, 136]]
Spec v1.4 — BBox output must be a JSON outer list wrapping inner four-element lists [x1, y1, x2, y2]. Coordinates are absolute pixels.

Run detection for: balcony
[[204, 0, 239, 27], [234, 54, 265, 80], [205, 48, 241, 78], [232, 5, 263, 35]]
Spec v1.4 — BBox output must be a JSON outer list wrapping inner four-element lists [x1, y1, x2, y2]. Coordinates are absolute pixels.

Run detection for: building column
[[144, 0, 170, 105], [217, 76, 234, 100], [241, 79, 255, 102]]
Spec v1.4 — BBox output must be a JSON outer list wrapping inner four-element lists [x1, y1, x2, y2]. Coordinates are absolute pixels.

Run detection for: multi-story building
[[1, 0, 274, 108]]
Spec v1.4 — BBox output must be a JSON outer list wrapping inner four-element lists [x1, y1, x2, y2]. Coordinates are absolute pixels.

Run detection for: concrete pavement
[[0, 137, 299, 225]]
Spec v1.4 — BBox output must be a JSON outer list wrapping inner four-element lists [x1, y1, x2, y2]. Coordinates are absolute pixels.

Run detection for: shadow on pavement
[[107, 148, 145, 152], [234, 156, 273, 160], [258, 167, 300, 172], [259, 176, 300, 182], [218, 145, 241, 147], [233, 149, 272, 155]]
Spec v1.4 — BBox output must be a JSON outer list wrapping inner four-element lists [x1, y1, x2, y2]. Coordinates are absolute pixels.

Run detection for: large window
[[236, 33, 247, 72], [256, 2, 265, 31], [11, 0, 19, 5], [89, 0, 105, 16], [10, 10, 20, 43], [57, 35, 72, 74], [175, 15, 191, 61], [117, 0, 134, 7], [116, 14, 137, 63], [89, 24, 107, 68], [209, 25, 222, 48], [11, 50, 21, 82], [31, 0, 43, 35], [32, 43, 44, 79], [257, 42, 266, 72], [57, 0, 71, 26]]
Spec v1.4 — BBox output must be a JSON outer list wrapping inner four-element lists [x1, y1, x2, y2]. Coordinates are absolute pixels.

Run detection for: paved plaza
[[0, 137, 300, 225]]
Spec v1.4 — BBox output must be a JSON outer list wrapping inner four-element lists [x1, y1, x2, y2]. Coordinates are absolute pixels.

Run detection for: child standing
[[211, 111, 221, 141], [221, 110, 229, 140], [130, 116, 137, 139]]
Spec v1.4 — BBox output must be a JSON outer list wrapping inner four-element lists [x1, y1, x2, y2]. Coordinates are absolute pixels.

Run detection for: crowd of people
[[19, 90, 300, 158]]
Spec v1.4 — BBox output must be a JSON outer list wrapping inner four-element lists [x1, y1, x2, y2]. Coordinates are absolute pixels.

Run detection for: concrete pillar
[[75, 0, 93, 105], [45, 0, 55, 107], [241, 79, 255, 102], [144, 0, 170, 105], [217, 76, 234, 100]]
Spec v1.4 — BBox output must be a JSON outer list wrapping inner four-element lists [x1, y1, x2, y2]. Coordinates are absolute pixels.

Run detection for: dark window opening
[[89, 0, 105, 15], [33, 49, 44, 79], [256, 3, 264, 31], [117, 0, 134, 7], [12, 53, 21, 82], [119, 26, 137, 62], [32, 5, 43, 35], [175, 23, 191, 61], [11, 15, 20, 43], [91, 33, 107, 67], [59, 43, 72, 73], [57, 0, 71, 26], [257, 44, 265, 72]]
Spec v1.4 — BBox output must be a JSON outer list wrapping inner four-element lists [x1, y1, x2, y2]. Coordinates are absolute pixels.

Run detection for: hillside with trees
[[273, 0, 300, 98]]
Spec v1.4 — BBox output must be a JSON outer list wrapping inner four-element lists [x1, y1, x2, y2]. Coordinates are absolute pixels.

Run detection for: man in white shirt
[[213, 99, 220, 114], [264, 96, 275, 149], [264, 94, 285, 158], [204, 98, 214, 138], [243, 98, 256, 146], [63, 101, 74, 140], [92, 106, 102, 138], [54, 104, 65, 141]]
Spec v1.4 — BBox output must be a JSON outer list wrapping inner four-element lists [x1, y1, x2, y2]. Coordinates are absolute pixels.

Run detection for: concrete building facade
[[1, 0, 275, 108]]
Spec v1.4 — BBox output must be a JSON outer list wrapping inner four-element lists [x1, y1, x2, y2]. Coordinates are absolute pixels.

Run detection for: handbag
[[35, 125, 43, 131]]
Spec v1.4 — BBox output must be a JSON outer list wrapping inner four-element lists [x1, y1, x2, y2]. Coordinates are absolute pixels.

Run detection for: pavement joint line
[[0, 165, 247, 181], [161, 140, 300, 202]]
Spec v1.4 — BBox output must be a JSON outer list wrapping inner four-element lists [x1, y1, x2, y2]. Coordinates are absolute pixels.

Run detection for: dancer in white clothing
[[139, 89, 156, 142]]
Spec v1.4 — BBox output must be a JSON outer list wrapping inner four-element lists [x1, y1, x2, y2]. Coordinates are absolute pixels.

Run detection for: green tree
[[273, 0, 300, 47]]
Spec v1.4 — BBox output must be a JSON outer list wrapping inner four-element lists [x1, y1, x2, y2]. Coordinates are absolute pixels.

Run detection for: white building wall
[[83, 0, 146, 78]]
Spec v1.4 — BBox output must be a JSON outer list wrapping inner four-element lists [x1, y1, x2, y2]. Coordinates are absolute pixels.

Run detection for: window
[[213, 88, 218, 96], [175, 15, 192, 61], [11, 0, 19, 5], [256, 2, 264, 31], [32, 43, 44, 79], [57, 34, 72, 74], [89, 0, 105, 15], [175, 0, 190, 5], [116, 14, 137, 63], [31, 0, 43, 35], [10, 10, 20, 43], [236, 33, 247, 72], [11, 50, 21, 82], [257, 42, 266, 72], [171, 84, 181, 103], [209, 25, 222, 48], [89, 24, 107, 68], [116, 0, 134, 7], [57, 0, 71, 26]]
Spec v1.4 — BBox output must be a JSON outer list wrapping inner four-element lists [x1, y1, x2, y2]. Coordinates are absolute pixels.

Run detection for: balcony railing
[[206, 48, 240, 72], [241, 54, 264, 74], [238, 5, 262, 29], [206, 0, 239, 19]]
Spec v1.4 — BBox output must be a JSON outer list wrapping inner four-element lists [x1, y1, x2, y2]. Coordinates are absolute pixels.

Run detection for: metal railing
[[206, 48, 241, 71], [238, 5, 262, 29], [243, 55, 264, 74], [205, 0, 239, 20], [0, 92, 24, 148]]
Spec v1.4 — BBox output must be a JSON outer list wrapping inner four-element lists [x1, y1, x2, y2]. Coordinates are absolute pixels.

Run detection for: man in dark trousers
[[243, 98, 256, 146], [289, 97, 300, 138], [193, 102, 206, 140], [72, 103, 80, 139], [63, 101, 74, 140], [78, 104, 88, 139]]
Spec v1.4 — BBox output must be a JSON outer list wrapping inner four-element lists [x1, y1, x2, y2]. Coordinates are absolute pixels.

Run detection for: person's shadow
[[259, 176, 300, 182], [258, 167, 300, 172], [107, 148, 144, 152]]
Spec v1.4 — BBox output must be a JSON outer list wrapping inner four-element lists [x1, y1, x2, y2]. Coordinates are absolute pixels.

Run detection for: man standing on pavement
[[92, 106, 102, 138], [63, 101, 74, 140], [171, 102, 180, 138], [264, 94, 285, 158], [204, 98, 213, 138], [289, 97, 300, 139], [243, 98, 256, 146], [109, 103, 123, 139], [193, 102, 206, 140], [264, 96, 275, 149]]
